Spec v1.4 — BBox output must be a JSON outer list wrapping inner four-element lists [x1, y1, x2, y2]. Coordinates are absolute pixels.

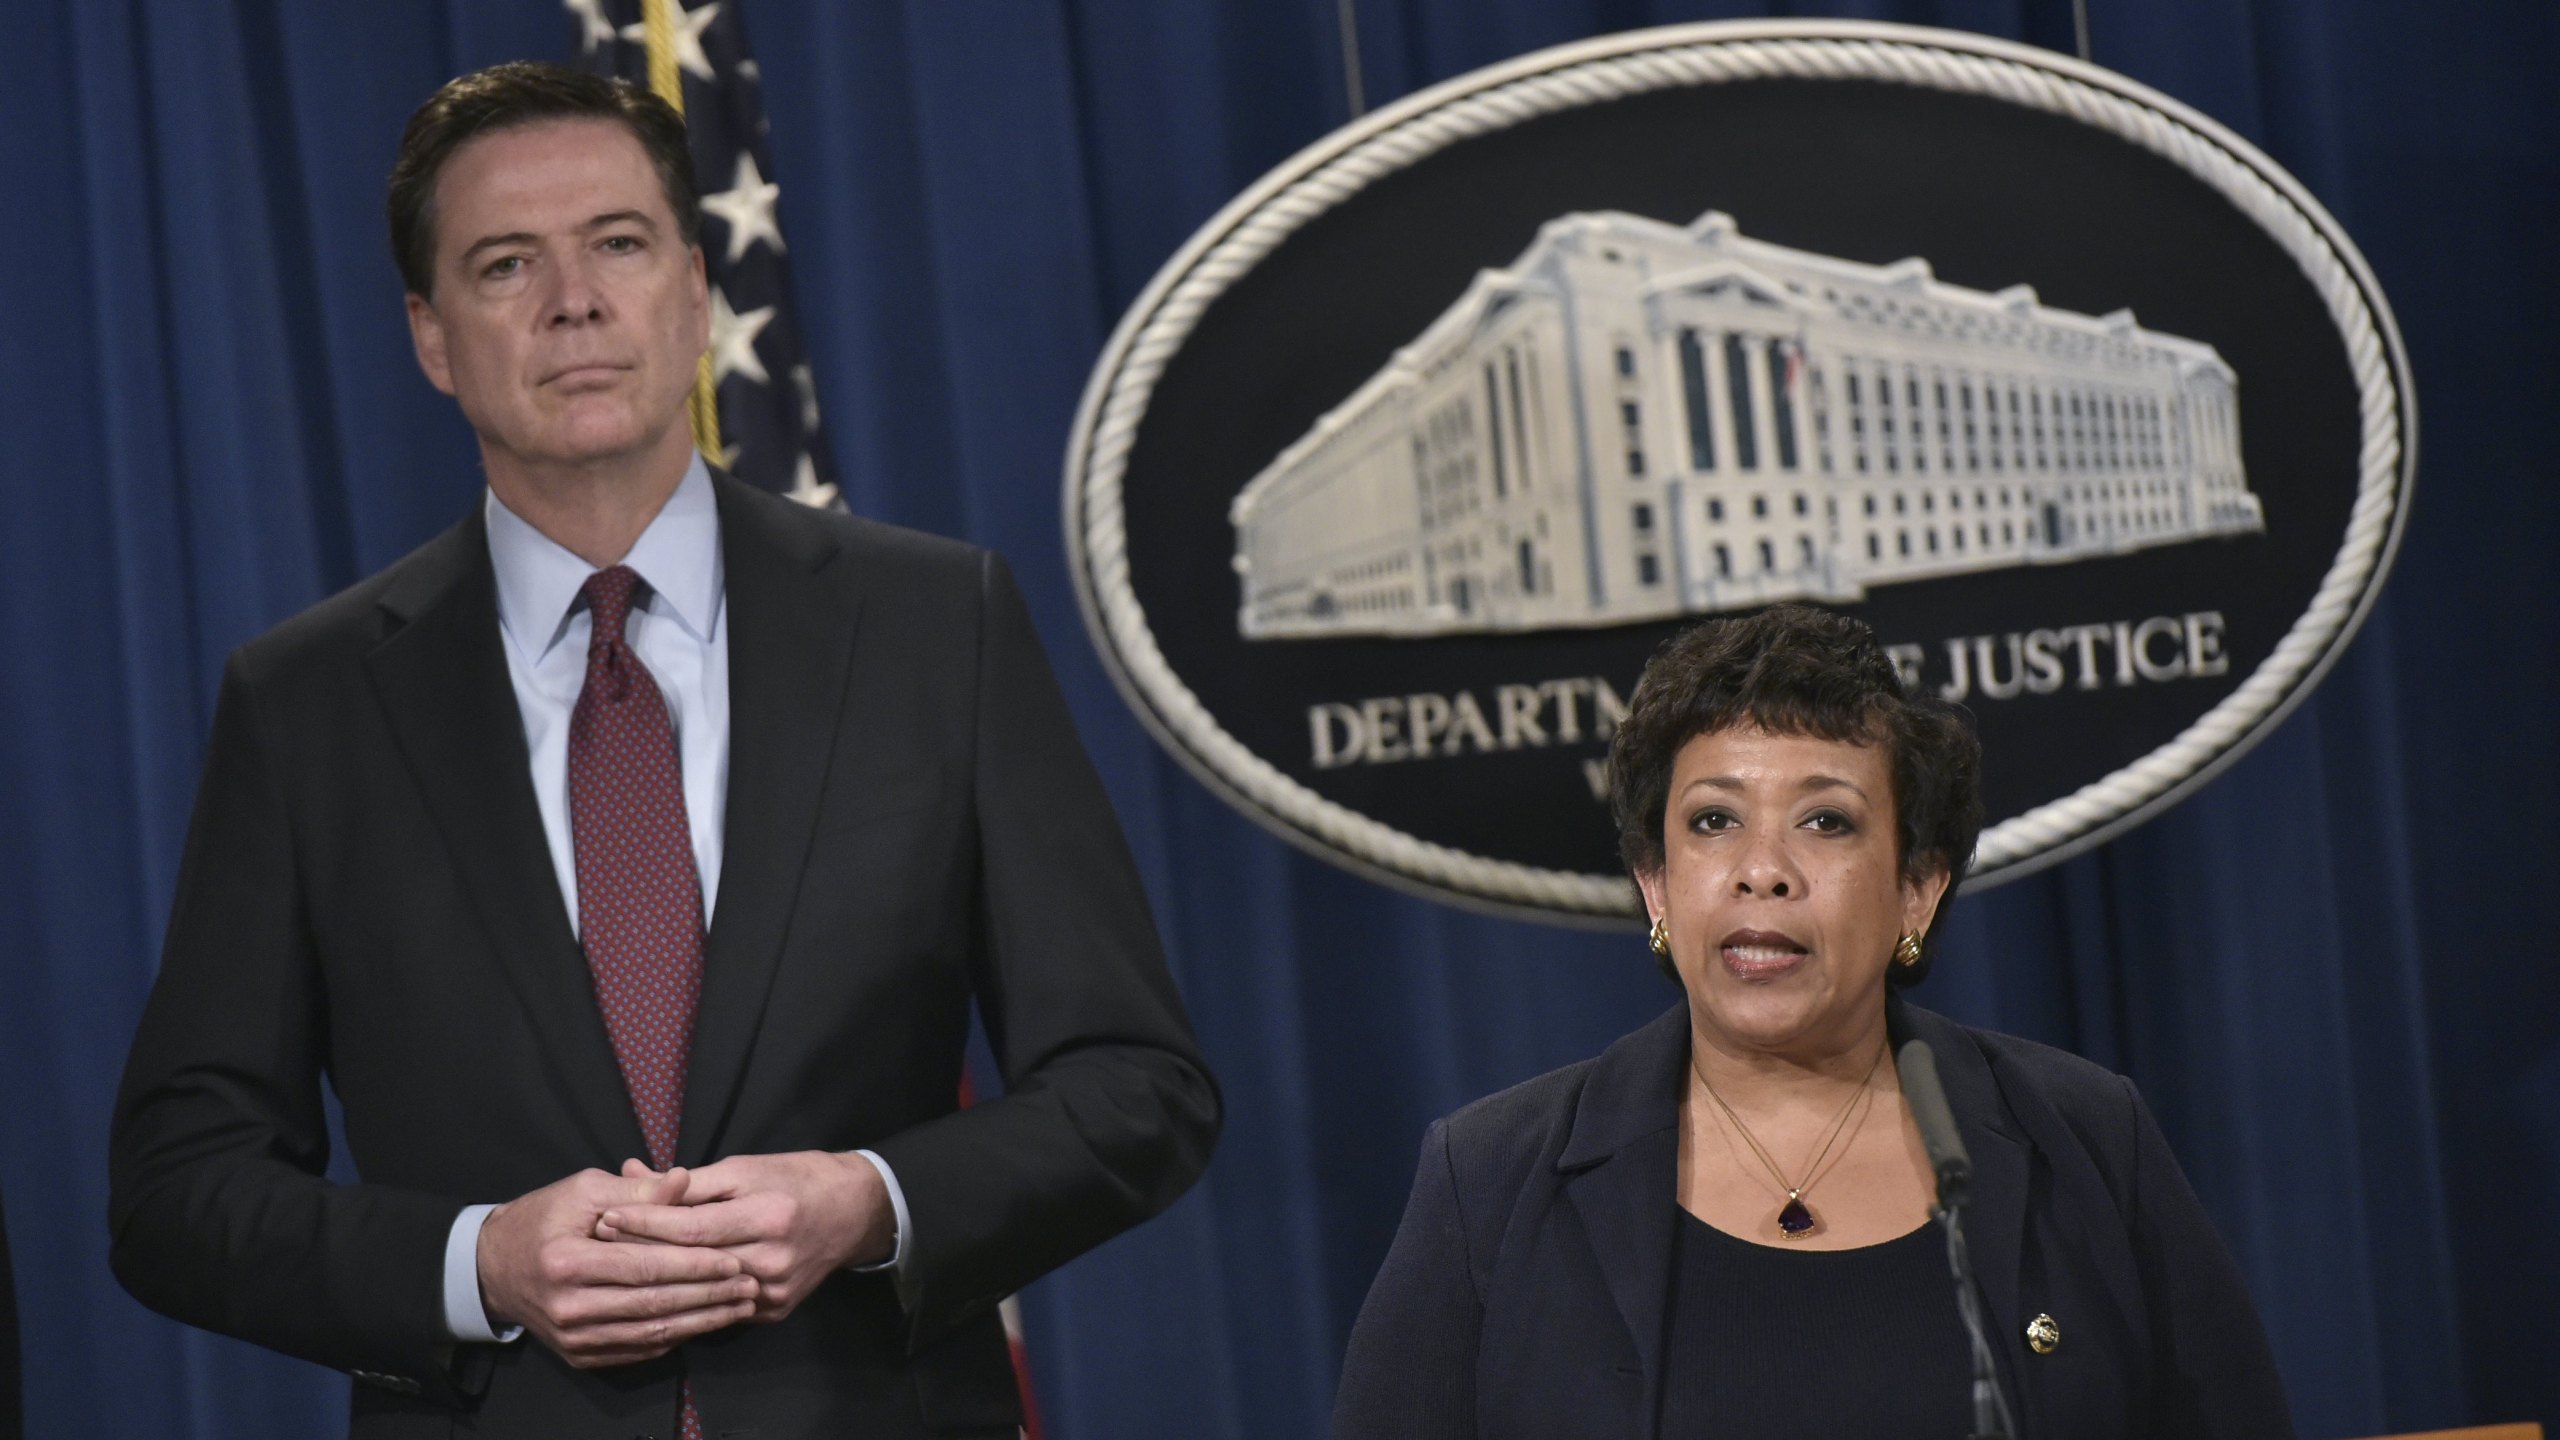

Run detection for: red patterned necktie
[[567, 565, 707, 1440]]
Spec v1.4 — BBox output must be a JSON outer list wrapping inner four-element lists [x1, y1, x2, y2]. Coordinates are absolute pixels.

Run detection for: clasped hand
[[477, 1151, 893, 1369]]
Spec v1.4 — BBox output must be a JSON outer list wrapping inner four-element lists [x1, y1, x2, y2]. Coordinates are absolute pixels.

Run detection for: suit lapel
[[1556, 1006, 1690, 1437], [364, 514, 644, 1163], [676, 476, 862, 1165]]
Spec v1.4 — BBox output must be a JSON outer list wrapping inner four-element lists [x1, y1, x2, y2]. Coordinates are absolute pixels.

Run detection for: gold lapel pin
[[2026, 1313, 2061, 1355]]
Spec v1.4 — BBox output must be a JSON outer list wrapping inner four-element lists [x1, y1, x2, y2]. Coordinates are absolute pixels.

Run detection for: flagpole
[[637, 0, 726, 464]]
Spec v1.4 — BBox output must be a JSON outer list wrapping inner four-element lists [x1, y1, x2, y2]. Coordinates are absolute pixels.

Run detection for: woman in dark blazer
[[1333, 605, 2293, 1440]]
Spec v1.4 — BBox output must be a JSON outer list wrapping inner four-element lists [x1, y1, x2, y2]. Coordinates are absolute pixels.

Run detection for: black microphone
[[1898, 1040, 2016, 1440], [1899, 1039, 1971, 1207]]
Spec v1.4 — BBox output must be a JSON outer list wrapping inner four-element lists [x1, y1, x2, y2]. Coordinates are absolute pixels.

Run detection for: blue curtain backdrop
[[2, 1, 2552, 1436]]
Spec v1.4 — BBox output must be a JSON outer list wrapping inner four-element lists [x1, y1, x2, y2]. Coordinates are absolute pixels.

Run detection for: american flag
[[566, 0, 840, 509]]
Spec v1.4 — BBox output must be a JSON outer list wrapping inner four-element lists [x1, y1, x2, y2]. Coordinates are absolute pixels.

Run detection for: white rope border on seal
[[1069, 23, 2409, 919]]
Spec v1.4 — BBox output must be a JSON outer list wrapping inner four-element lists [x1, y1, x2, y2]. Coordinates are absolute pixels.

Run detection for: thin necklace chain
[[1691, 1044, 1884, 1199]]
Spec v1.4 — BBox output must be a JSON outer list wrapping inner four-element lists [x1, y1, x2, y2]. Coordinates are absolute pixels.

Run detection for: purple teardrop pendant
[[1777, 1194, 1817, 1238]]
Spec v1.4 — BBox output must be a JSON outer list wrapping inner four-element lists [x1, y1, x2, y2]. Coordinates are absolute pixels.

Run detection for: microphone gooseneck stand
[[1897, 1040, 2020, 1440]]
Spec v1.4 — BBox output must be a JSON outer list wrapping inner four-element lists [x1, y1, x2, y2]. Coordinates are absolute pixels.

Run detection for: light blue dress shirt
[[441, 456, 912, 1343]]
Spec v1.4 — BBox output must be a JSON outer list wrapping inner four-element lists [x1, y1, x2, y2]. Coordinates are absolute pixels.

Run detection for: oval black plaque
[[1066, 20, 2413, 924]]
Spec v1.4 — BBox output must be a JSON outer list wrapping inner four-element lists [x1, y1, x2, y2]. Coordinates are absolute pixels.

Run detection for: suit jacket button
[[2025, 1313, 2061, 1354]]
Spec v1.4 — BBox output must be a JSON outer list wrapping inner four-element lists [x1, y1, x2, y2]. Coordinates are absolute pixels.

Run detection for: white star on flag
[[787, 452, 839, 510], [563, 0, 615, 52], [709, 286, 775, 385], [620, 1, 721, 82], [701, 152, 784, 263]]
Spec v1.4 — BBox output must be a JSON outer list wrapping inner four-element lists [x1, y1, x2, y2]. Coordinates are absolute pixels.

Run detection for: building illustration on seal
[[1229, 211, 2263, 639]]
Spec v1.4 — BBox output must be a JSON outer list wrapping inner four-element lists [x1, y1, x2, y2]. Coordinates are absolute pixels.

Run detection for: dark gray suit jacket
[[110, 475, 1219, 1438], [1333, 998, 2293, 1440]]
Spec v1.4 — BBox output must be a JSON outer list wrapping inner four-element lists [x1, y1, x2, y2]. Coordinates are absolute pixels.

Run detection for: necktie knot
[[579, 566, 647, 693], [581, 564, 644, 651]]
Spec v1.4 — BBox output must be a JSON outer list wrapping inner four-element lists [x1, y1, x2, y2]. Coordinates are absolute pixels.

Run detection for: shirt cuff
[[443, 1204, 525, 1344], [848, 1148, 911, 1276]]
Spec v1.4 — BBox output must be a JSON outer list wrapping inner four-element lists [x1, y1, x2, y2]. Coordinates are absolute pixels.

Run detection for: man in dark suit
[[107, 62, 1217, 1439]]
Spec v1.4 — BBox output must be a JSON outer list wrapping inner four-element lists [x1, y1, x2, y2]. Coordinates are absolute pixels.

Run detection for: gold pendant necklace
[[1692, 1046, 1883, 1240]]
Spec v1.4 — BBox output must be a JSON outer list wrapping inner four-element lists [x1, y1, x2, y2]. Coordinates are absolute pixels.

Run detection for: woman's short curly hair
[[1607, 603, 1983, 985]]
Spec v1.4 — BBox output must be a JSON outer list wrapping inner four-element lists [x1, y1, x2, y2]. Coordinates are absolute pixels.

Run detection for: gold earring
[[1894, 932, 1925, 967], [1648, 916, 1670, 956]]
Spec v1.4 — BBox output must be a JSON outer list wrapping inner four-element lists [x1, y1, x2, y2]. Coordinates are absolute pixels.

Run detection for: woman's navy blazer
[[1333, 998, 2294, 1440]]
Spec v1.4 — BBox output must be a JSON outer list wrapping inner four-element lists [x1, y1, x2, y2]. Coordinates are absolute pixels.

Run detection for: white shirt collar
[[484, 452, 723, 664]]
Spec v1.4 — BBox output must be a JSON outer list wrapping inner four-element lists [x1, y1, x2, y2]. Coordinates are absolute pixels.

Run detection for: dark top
[[1659, 1212, 1970, 1438], [1332, 999, 2296, 1440]]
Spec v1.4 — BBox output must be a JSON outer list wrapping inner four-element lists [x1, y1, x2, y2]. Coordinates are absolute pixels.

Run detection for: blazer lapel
[[676, 476, 862, 1166], [1893, 999, 2034, 1435], [364, 514, 644, 1163], [1556, 1006, 1690, 1437]]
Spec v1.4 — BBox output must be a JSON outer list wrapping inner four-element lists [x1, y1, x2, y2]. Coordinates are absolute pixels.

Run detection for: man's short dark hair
[[387, 61, 699, 298], [1605, 603, 1984, 985]]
